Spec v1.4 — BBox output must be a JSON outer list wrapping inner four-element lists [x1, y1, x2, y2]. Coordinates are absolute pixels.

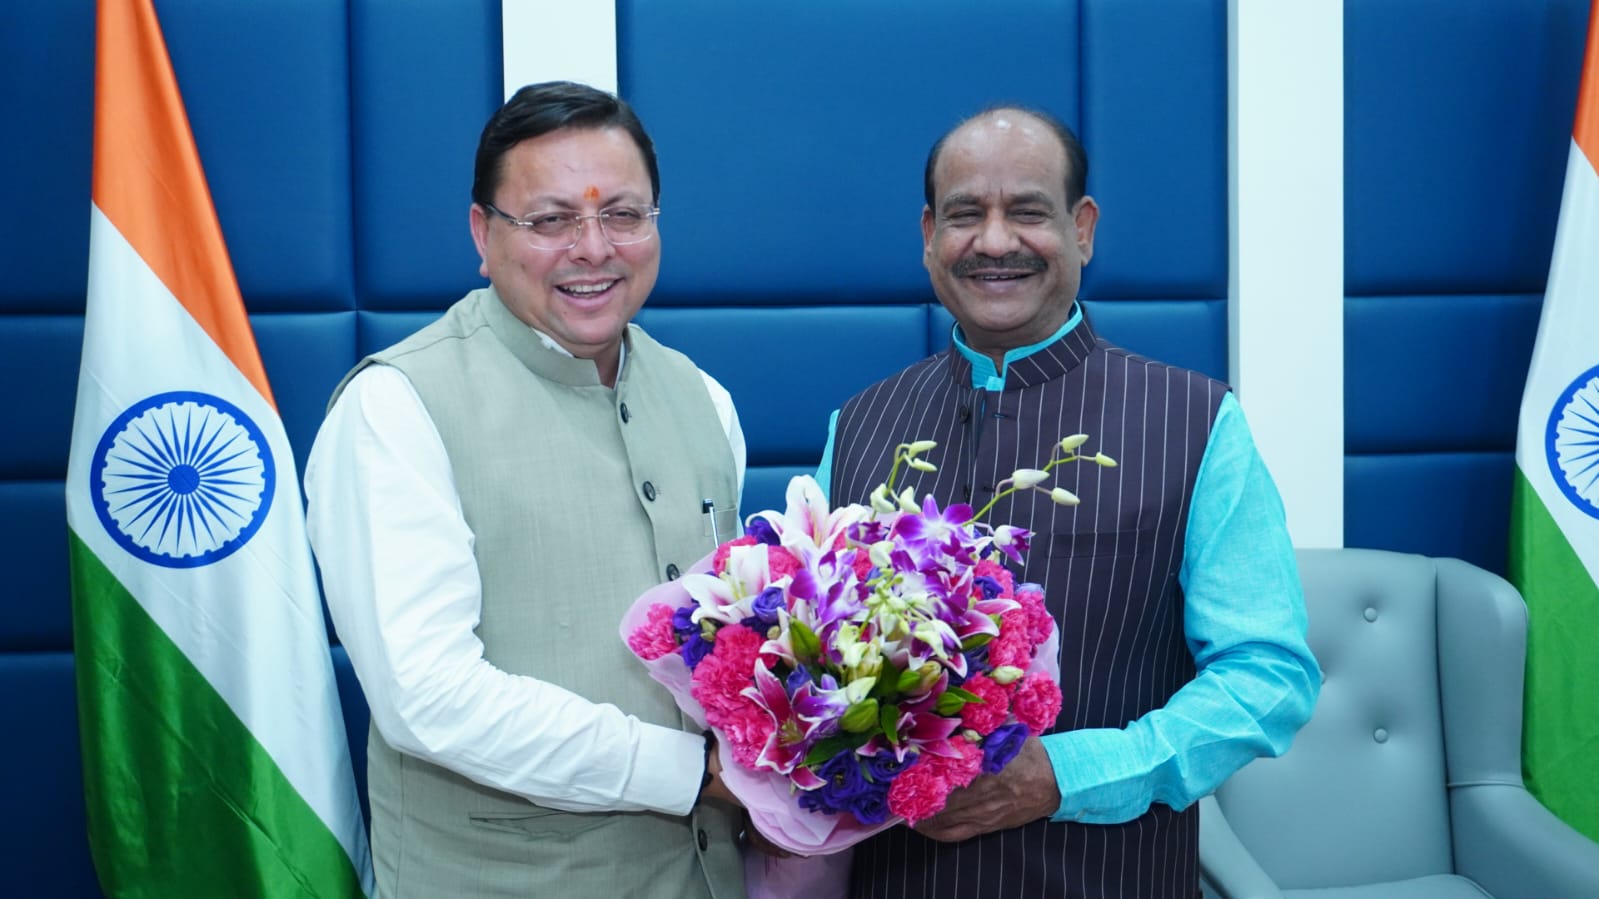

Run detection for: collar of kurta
[[947, 300, 1100, 391]]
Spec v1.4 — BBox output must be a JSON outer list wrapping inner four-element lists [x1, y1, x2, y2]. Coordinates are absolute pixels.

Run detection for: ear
[[468, 204, 492, 279], [921, 205, 936, 263], [1072, 196, 1100, 266]]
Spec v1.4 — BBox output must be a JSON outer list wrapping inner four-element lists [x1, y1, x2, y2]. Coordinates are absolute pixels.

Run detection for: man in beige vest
[[305, 82, 748, 898]]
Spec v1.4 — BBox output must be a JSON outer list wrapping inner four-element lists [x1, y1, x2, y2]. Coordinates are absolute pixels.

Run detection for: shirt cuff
[[626, 724, 708, 817], [1042, 727, 1145, 824]]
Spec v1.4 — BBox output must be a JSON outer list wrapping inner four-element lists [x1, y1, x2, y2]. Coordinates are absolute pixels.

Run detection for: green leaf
[[960, 632, 994, 651], [934, 692, 967, 716], [841, 699, 880, 733], [803, 734, 870, 768], [790, 619, 821, 660], [946, 686, 982, 703], [879, 703, 901, 745]]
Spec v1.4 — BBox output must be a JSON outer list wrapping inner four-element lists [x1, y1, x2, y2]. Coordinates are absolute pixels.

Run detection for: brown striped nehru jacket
[[832, 313, 1228, 899]]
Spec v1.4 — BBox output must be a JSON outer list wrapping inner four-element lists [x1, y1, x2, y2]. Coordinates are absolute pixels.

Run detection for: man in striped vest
[[827, 106, 1321, 898], [305, 83, 747, 898]]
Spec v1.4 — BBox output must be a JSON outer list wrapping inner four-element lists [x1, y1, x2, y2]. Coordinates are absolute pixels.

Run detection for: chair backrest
[[1212, 548, 1457, 888]]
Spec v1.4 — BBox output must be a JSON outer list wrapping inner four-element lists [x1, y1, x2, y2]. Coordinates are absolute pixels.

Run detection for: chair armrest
[[1451, 784, 1599, 899], [1199, 795, 1284, 899]]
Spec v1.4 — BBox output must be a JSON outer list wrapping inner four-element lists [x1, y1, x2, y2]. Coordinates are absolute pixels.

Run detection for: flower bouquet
[[620, 437, 1113, 856]]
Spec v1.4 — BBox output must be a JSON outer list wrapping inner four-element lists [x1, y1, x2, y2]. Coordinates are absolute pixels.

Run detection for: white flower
[[1050, 487, 1080, 506], [1009, 468, 1050, 489], [1060, 433, 1090, 451], [1094, 452, 1118, 468], [908, 458, 938, 472], [905, 439, 939, 455]]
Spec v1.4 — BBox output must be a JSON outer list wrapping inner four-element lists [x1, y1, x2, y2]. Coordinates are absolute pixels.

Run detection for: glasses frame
[[480, 201, 661, 251]]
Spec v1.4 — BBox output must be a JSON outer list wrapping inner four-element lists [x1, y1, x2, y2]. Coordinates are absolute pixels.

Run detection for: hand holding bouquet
[[621, 436, 1113, 854]]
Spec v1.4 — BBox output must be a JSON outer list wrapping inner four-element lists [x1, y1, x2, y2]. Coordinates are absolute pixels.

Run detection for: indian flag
[[64, 0, 374, 895], [1509, 0, 1599, 844]]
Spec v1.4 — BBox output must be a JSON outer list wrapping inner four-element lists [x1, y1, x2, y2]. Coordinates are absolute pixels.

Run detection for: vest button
[[697, 828, 709, 851], [666, 563, 681, 580], [619, 402, 631, 423], [642, 481, 656, 501]]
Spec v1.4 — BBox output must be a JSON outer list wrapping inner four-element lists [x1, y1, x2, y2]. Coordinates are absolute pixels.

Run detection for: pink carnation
[[767, 546, 802, 580], [712, 536, 759, 574], [886, 759, 952, 825], [850, 549, 875, 582], [1016, 584, 1053, 646], [973, 559, 1015, 597], [1012, 673, 1063, 735], [716, 699, 774, 770], [927, 738, 984, 790], [691, 624, 764, 725], [988, 610, 1036, 670], [957, 673, 1012, 735], [625, 603, 679, 661]]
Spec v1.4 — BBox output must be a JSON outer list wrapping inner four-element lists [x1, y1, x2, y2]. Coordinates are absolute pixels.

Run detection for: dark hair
[[922, 105, 1088, 209], [471, 81, 660, 207]]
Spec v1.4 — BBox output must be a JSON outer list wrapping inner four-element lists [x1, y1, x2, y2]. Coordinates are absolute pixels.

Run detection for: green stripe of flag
[[1509, 470, 1599, 843], [69, 529, 364, 898]]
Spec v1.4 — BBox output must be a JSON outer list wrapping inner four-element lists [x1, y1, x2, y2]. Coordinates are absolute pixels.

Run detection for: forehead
[[932, 112, 1069, 205], [498, 126, 650, 195]]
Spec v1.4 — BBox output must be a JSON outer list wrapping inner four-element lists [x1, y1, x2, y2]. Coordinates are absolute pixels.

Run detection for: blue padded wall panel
[[1345, 0, 1587, 296], [252, 312, 357, 475], [620, 0, 1079, 306], [358, 310, 449, 357], [0, 483, 71, 651], [634, 306, 931, 464], [1346, 452, 1514, 574], [160, 0, 356, 312], [1080, 0, 1227, 300], [351, 0, 501, 309], [0, 654, 103, 899], [929, 299, 1228, 384], [0, 317, 84, 478], [1345, 294, 1541, 454], [0, 0, 95, 313], [742, 466, 818, 535]]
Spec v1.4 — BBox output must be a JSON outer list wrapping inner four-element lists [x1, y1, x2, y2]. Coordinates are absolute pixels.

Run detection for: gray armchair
[[1200, 548, 1599, 898]]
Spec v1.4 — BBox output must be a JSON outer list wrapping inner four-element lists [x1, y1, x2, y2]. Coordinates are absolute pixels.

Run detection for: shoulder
[[840, 351, 952, 416], [1094, 338, 1232, 418]]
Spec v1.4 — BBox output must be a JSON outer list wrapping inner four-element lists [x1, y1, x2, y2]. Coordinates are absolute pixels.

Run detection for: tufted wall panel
[[0, 0, 1585, 895]]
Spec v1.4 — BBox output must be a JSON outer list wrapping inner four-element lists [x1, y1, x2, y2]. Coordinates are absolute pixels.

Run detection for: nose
[[972, 210, 1022, 256], [566, 214, 613, 263]]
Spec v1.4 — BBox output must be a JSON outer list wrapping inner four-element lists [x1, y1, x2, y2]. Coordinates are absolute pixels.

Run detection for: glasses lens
[[599, 207, 657, 245]]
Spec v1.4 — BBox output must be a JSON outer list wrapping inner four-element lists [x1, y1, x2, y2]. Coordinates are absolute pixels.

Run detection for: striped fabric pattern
[[832, 315, 1224, 899]]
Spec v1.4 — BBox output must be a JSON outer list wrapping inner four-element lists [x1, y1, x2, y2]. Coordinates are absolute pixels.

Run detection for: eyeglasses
[[480, 202, 660, 250]]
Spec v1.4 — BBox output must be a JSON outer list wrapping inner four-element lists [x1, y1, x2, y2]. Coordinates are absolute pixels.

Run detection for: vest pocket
[[1042, 528, 1154, 559], [468, 805, 614, 840]]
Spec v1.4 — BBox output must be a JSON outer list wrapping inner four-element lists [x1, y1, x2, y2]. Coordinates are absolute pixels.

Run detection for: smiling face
[[469, 126, 659, 386], [921, 111, 1098, 362]]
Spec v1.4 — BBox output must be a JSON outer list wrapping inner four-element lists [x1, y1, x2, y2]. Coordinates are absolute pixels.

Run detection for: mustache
[[951, 253, 1047, 278]]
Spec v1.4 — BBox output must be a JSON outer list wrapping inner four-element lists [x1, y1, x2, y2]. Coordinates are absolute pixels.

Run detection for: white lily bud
[[1050, 487, 1080, 506], [869, 484, 897, 513], [1009, 468, 1050, 489], [908, 458, 938, 472], [990, 665, 1025, 685], [905, 439, 939, 455], [1094, 452, 1118, 468], [897, 487, 920, 512], [1059, 433, 1090, 451], [962, 728, 982, 742], [869, 541, 895, 569], [845, 676, 877, 703]]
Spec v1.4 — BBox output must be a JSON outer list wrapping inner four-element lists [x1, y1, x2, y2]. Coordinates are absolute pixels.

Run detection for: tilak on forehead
[[583, 185, 600, 201]]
